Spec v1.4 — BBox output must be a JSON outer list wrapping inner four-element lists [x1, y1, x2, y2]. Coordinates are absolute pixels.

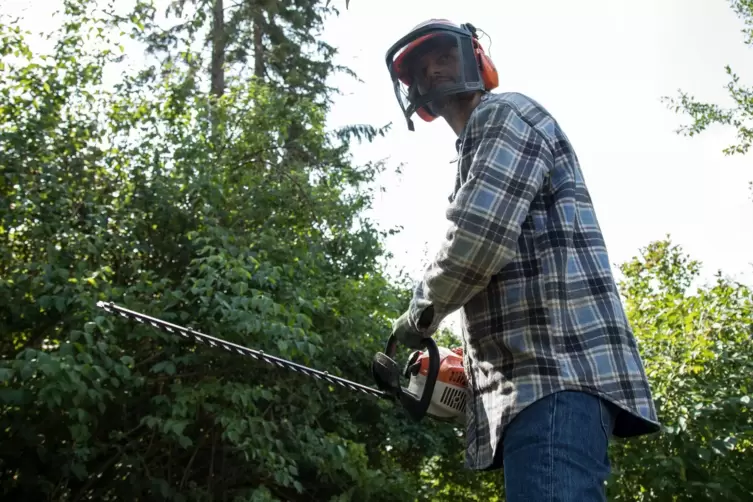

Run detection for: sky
[[4, 0, 753, 334], [323, 0, 753, 281]]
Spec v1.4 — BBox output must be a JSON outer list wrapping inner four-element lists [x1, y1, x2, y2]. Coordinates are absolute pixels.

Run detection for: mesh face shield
[[385, 21, 485, 131]]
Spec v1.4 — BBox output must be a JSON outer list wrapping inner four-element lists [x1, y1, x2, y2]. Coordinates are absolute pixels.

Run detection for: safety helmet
[[385, 19, 499, 131]]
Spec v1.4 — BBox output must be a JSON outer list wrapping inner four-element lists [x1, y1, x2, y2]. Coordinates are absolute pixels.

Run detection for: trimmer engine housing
[[405, 346, 467, 422]]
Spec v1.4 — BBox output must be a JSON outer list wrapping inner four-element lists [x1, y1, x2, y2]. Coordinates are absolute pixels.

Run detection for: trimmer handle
[[384, 333, 440, 422]]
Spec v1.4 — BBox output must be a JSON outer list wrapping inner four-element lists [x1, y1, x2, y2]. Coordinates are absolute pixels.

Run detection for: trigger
[[405, 361, 421, 377], [402, 350, 421, 379]]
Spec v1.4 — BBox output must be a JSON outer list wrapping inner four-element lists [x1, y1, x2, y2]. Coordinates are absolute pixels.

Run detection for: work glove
[[391, 310, 425, 349]]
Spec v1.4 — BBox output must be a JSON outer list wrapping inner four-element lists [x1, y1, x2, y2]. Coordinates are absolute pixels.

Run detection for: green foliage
[[0, 3, 436, 500], [609, 239, 753, 501], [655, 3, 753, 495], [663, 0, 753, 156]]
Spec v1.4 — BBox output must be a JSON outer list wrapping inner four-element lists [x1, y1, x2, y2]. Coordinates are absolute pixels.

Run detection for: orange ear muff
[[473, 39, 499, 91]]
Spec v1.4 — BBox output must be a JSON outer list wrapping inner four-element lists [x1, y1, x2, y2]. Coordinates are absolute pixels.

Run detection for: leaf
[[151, 361, 176, 375], [0, 389, 25, 404], [70, 462, 87, 480], [0, 368, 14, 382], [177, 435, 193, 448], [20, 365, 35, 381]]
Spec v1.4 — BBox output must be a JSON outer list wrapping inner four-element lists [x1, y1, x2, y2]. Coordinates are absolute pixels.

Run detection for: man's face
[[411, 42, 461, 97]]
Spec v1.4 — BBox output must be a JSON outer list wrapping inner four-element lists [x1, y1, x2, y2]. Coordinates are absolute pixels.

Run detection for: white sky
[[4, 0, 753, 333], [325, 0, 753, 285]]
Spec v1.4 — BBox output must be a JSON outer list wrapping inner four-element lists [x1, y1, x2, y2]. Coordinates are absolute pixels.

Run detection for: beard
[[427, 89, 478, 116]]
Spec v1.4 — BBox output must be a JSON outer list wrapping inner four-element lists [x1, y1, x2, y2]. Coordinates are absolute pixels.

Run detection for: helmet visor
[[388, 29, 482, 120]]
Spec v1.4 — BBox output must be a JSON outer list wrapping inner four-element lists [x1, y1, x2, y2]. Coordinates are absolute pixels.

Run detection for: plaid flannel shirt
[[408, 92, 660, 471]]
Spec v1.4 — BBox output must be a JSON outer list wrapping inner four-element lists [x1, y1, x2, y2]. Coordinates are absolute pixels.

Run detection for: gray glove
[[391, 310, 425, 349]]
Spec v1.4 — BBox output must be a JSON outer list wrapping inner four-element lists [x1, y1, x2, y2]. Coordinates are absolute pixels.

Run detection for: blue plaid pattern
[[408, 92, 660, 470]]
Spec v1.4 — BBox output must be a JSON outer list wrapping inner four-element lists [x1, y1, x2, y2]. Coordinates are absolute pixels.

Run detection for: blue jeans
[[501, 390, 619, 501]]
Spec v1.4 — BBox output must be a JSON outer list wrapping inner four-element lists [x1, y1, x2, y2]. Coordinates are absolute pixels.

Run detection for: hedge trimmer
[[96, 301, 468, 423]]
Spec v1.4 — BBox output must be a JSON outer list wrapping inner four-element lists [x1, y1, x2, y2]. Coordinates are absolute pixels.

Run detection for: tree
[[607, 239, 753, 501], [663, 0, 753, 157], [0, 1, 460, 500], [119, 0, 356, 102], [655, 6, 753, 495]]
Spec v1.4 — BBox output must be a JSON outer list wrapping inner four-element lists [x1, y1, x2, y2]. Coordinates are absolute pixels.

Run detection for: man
[[384, 19, 661, 501]]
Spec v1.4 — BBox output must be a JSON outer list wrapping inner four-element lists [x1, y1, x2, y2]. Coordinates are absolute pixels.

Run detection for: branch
[[179, 426, 208, 489], [72, 448, 124, 502]]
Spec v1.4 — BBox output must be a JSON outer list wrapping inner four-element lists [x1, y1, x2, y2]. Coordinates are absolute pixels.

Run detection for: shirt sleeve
[[408, 101, 553, 335]]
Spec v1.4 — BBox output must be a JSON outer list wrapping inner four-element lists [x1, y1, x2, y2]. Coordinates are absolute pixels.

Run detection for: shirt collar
[[455, 93, 491, 153]]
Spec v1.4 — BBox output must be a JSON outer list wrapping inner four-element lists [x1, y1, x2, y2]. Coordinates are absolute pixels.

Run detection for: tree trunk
[[253, 10, 265, 79], [210, 0, 225, 98]]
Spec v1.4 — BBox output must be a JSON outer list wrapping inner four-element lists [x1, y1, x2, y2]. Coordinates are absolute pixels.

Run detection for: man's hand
[[391, 310, 425, 349]]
